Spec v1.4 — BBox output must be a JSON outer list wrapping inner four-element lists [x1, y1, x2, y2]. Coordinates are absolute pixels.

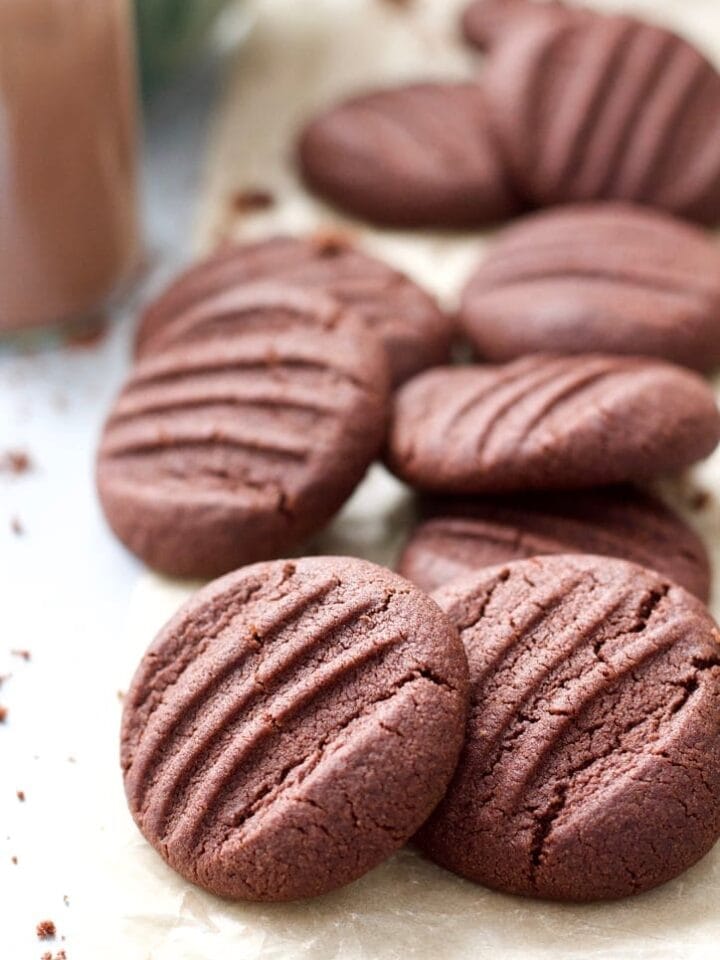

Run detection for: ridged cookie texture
[[397, 487, 711, 600], [298, 82, 519, 228], [419, 554, 720, 901], [121, 556, 469, 901], [386, 356, 720, 493], [97, 286, 389, 578], [460, 203, 720, 370], [481, 5, 720, 223], [135, 233, 453, 387]]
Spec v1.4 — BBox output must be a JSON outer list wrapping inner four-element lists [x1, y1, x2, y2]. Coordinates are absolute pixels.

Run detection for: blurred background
[[135, 0, 239, 94]]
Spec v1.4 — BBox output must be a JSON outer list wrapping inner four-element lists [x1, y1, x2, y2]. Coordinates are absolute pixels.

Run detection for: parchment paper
[[86, 1, 720, 955]]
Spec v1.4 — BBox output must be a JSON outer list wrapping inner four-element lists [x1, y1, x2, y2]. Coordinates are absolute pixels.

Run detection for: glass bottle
[[0, 0, 140, 332]]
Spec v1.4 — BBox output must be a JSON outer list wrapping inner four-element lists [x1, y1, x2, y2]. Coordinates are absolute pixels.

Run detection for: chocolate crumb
[[41, 952, 52, 960], [63, 314, 109, 350], [0, 706, 7, 723], [17, 790, 25, 801], [11, 856, 17, 865], [10, 516, 24, 536], [36, 920, 56, 940], [56, 951, 67, 960], [11, 649, 31, 661], [230, 188, 275, 214], [690, 489, 711, 511], [310, 228, 353, 257], [0, 450, 33, 475]]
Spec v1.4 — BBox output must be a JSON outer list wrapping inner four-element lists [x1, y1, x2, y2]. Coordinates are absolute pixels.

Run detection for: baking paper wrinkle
[[90, 0, 720, 956]]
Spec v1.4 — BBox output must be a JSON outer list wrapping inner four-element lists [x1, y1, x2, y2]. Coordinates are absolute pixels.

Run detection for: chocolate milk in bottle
[[0, 0, 140, 331]]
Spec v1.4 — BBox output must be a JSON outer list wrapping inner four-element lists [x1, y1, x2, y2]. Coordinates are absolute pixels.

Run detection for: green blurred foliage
[[135, 0, 235, 94]]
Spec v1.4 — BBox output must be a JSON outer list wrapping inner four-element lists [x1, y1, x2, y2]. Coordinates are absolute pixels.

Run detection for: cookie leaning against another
[[298, 82, 519, 228], [460, 203, 720, 370], [418, 554, 720, 901], [397, 487, 711, 600], [97, 285, 389, 578], [386, 356, 720, 493], [135, 233, 453, 387], [475, 0, 720, 223], [121, 556, 469, 901]]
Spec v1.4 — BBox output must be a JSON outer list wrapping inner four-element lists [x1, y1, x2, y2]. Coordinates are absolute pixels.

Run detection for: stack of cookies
[[102, 0, 720, 909], [97, 235, 453, 577]]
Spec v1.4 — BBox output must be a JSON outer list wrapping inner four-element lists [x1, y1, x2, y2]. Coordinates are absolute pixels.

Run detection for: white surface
[[4, 1, 720, 958]]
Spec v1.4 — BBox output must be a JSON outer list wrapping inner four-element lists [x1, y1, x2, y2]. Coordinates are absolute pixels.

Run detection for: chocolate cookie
[[298, 82, 519, 228], [135, 233, 452, 386], [121, 556, 469, 901], [397, 487, 711, 600], [97, 286, 389, 578], [418, 554, 720, 901], [460, 203, 720, 370], [386, 356, 720, 493], [480, 5, 720, 223]]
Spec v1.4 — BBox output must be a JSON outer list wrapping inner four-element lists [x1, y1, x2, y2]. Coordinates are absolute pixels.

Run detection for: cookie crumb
[[230, 188, 275, 214], [11, 855, 17, 864], [311, 228, 353, 256], [0, 706, 7, 723], [17, 789, 25, 801], [36, 920, 56, 940], [689, 489, 711, 511], [41, 952, 52, 960], [10, 516, 24, 535], [11, 649, 31, 661], [0, 450, 33, 475], [116, 690, 125, 702], [63, 314, 109, 350]]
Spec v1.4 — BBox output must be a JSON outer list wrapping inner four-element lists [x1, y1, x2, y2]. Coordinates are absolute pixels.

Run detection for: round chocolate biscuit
[[398, 487, 711, 600], [386, 356, 720, 494], [297, 82, 519, 228], [460, 203, 720, 370], [97, 285, 389, 578], [121, 556, 469, 901], [135, 233, 452, 387], [481, 8, 720, 223], [418, 554, 720, 901]]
